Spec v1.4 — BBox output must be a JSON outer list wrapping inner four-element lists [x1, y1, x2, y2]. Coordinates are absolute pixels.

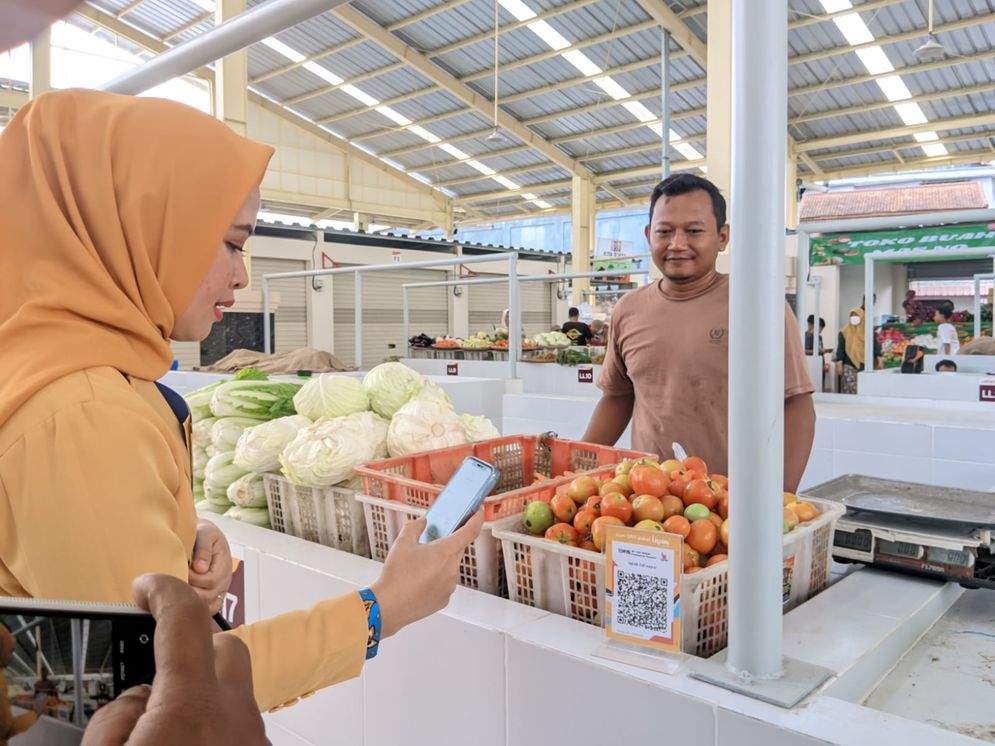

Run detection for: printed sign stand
[[592, 525, 688, 675], [980, 377, 995, 403]]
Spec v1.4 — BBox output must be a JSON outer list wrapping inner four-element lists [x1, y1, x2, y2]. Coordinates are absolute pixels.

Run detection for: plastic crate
[[491, 495, 846, 658], [355, 493, 504, 596], [263, 474, 371, 558], [355, 435, 652, 522]]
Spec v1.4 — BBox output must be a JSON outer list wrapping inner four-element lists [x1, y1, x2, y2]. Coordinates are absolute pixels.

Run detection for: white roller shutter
[[334, 268, 449, 369], [251, 258, 309, 354], [170, 341, 201, 369], [468, 274, 551, 337]]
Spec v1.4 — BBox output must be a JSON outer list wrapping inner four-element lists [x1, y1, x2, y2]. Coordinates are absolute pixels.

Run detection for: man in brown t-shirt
[[583, 174, 815, 491]]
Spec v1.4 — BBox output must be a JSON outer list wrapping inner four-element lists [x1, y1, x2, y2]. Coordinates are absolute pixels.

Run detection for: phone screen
[[0, 600, 156, 726], [420, 457, 499, 544]]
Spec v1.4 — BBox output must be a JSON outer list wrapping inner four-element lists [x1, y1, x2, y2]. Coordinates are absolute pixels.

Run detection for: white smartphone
[[0, 596, 157, 723], [419, 457, 500, 544]]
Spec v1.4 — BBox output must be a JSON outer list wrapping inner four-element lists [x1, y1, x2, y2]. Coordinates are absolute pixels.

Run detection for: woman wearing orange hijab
[[0, 88, 483, 713]]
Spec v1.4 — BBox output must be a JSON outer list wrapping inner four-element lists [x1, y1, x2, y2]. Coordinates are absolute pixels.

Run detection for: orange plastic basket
[[354, 434, 653, 521]]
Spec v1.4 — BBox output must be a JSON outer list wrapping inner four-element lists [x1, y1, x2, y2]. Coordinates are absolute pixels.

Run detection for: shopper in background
[[561, 307, 594, 345], [833, 307, 881, 394], [0, 89, 483, 717], [0, 625, 39, 746], [583, 174, 815, 491], [934, 304, 960, 356], [805, 315, 828, 390], [590, 319, 607, 346], [935, 360, 958, 373]]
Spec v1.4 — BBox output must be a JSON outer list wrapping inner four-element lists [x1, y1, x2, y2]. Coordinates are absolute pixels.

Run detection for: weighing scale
[[801, 475, 995, 590]]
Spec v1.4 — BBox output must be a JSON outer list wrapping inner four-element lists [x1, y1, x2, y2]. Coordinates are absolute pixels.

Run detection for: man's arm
[[582, 391, 635, 446], [784, 393, 815, 492]]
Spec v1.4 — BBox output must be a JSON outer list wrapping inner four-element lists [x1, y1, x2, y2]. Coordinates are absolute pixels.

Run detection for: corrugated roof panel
[[92, 0, 133, 12], [253, 66, 329, 102], [273, 14, 357, 58], [246, 44, 296, 77], [120, 0, 205, 38], [350, 0, 442, 27], [172, 18, 215, 45]]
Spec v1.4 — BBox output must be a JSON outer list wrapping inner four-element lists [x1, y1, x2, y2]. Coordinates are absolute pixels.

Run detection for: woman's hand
[[188, 519, 233, 615], [371, 511, 485, 638], [835, 362, 844, 377]]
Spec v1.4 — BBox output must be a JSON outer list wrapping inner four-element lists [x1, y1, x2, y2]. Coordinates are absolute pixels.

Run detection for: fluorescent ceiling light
[[498, 0, 537, 22], [533, 199, 553, 209], [467, 160, 496, 175], [921, 142, 949, 157], [623, 101, 657, 122], [833, 13, 874, 46], [376, 106, 412, 126], [260, 37, 305, 63], [668, 129, 684, 142], [914, 131, 939, 143], [855, 45, 894, 75], [647, 122, 664, 137], [594, 76, 629, 101], [493, 175, 520, 190], [522, 192, 539, 200], [302, 61, 343, 86], [408, 125, 441, 143], [562, 49, 601, 76], [341, 84, 379, 107], [698, 165, 708, 173], [819, 0, 852, 11], [190, 0, 216, 12], [529, 20, 571, 50], [675, 142, 703, 160], [876, 74, 912, 102], [894, 101, 928, 126], [439, 143, 470, 159]]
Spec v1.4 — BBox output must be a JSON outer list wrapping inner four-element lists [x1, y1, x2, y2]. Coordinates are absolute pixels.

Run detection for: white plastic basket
[[263, 474, 370, 558], [355, 493, 504, 596], [491, 496, 846, 658]]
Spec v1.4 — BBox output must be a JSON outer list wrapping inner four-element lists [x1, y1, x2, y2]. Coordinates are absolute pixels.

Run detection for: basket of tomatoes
[[490, 456, 845, 657]]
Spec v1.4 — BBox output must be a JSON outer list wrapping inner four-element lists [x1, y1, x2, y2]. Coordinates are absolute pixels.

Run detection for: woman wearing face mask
[[0, 89, 483, 715], [834, 307, 882, 394]]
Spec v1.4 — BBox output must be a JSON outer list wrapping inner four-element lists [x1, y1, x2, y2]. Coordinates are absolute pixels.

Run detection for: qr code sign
[[616, 570, 669, 633]]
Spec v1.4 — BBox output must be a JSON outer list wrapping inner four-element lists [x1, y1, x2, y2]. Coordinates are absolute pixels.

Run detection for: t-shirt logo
[[709, 327, 726, 344], [565, 328, 583, 342]]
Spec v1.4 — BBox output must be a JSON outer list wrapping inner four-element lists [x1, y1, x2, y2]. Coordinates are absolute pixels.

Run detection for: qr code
[[616, 570, 668, 632]]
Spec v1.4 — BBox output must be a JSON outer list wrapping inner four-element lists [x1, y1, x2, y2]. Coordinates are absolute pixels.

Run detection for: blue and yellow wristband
[[358, 587, 382, 660]]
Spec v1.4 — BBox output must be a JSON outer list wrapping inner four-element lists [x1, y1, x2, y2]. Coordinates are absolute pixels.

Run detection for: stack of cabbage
[[186, 373, 303, 526], [185, 363, 502, 525]]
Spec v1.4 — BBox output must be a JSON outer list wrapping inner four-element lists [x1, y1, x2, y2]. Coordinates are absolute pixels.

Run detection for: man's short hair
[[648, 173, 727, 230], [935, 359, 957, 372], [568, 307, 579, 318]]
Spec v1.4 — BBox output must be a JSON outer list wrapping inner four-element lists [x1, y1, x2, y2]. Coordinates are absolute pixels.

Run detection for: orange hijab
[[0, 89, 273, 427]]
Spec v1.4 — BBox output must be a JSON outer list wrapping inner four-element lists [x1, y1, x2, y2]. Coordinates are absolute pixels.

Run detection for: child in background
[[934, 305, 960, 356], [935, 360, 958, 373]]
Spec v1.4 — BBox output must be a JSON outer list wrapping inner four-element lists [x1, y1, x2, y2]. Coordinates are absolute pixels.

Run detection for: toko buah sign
[[810, 223, 995, 266]]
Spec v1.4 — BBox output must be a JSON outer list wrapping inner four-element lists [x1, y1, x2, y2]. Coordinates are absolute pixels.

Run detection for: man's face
[[645, 190, 729, 283]]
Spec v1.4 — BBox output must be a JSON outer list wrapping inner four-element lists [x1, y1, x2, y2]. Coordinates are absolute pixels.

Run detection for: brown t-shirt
[[598, 274, 813, 476]]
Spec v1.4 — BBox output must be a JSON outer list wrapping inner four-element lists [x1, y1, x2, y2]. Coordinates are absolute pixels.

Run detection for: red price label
[[980, 382, 995, 403], [447, 363, 459, 376], [578, 368, 594, 383]]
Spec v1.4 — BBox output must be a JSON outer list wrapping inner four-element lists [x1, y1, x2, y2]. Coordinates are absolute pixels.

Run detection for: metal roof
[[67, 0, 995, 224]]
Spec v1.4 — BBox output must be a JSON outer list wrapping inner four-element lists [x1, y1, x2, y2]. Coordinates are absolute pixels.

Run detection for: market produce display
[[556, 348, 592, 366], [185, 363, 502, 523], [532, 331, 571, 348], [519, 456, 823, 572]]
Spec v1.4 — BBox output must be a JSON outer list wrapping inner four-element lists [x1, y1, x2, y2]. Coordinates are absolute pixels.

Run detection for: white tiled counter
[[401, 357, 605, 397], [502, 392, 995, 493], [208, 515, 991, 746]]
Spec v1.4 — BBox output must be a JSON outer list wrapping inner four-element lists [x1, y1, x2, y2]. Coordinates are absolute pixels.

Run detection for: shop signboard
[[810, 223, 995, 266], [446, 363, 458, 376], [980, 378, 995, 404], [603, 526, 682, 654]]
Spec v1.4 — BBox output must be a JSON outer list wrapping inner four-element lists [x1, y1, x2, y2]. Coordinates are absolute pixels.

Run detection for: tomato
[[687, 519, 718, 555], [710, 474, 729, 490], [659, 459, 683, 476], [788, 501, 819, 522], [599, 481, 625, 498], [633, 519, 664, 531], [683, 544, 701, 570], [545, 523, 579, 546], [783, 506, 800, 532], [600, 492, 633, 524], [662, 515, 691, 539], [579, 538, 598, 552], [566, 476, 599, 505], [686, 469, 707, 483], [661, 495, 685, 520], [720, 519, 730, 548], [584, 494, 603, 516], [684, 503, 710, 523], [573, 508, 597, 537], [591, 516, 625, 551], [707, 512, 723, 529], [684, 456, 708, 474], [684, 566, 704, 575], [718, 496, 729, 520], [629, 465, 668, 498], [612, 473, 634, 497], [615, 460, 636, 477], [631, 494, 665, 523], [684, 479, 718, 510], [668, 473, 690, 499], [714, 540, 729, 556], [550, 493, 577, 523]]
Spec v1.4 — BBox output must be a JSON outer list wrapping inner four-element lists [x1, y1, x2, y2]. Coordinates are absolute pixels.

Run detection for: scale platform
[[800, 475, 995, 590]]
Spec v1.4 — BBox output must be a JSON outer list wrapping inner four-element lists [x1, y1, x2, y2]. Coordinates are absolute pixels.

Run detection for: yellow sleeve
[[227, 591, 368, 713], [0, 402, 191, 603]]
